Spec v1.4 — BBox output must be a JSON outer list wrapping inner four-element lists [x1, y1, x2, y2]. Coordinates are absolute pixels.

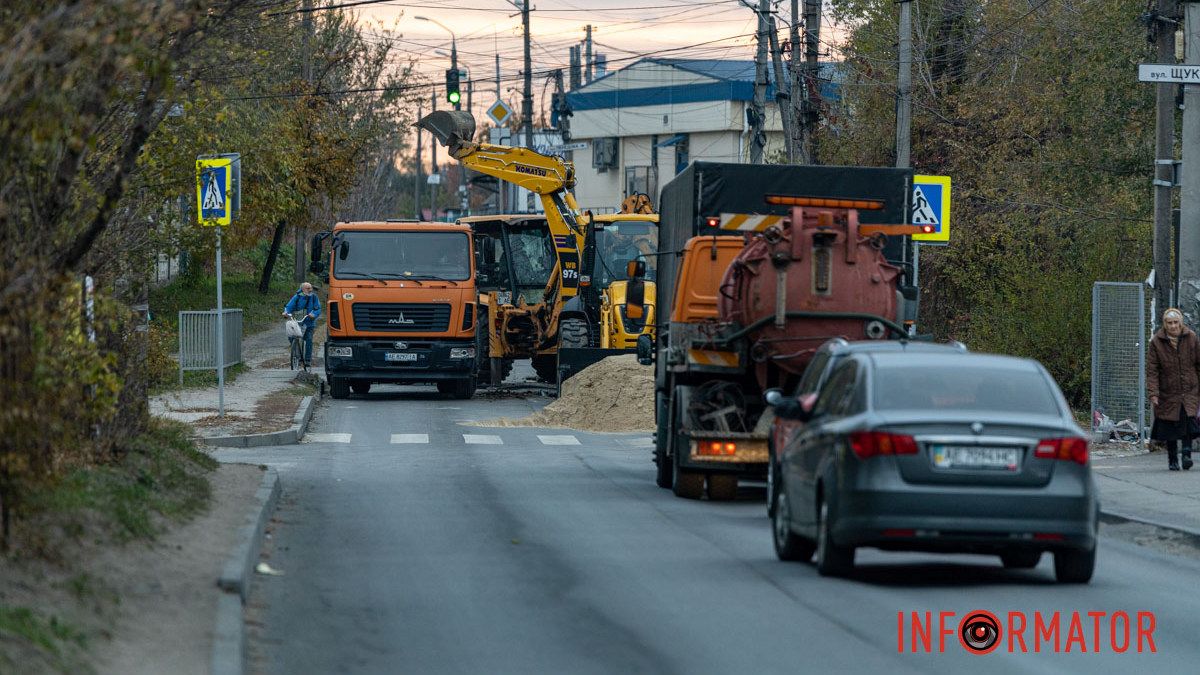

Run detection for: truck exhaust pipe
[[415, 110, 477, 158]]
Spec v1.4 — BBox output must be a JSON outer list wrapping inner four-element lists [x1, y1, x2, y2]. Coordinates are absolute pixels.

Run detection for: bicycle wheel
[[290, 338, 301, 370]]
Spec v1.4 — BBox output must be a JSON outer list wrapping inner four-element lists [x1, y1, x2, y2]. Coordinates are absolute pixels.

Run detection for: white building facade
[[564, 58, 790, 212]]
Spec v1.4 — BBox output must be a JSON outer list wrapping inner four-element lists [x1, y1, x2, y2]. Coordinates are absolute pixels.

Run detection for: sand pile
[[476, 353, 655, 432]]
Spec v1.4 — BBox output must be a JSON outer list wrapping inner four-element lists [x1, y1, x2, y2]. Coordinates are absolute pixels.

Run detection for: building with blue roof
[[563, 57, 840, 211]]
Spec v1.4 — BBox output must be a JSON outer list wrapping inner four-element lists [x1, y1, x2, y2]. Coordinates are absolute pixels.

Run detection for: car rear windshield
[[333, 231, 470, 281], [872, 362, 1061, 415]]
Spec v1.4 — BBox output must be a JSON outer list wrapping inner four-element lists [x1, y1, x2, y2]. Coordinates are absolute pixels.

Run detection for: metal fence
[[1091, 282, 1147, 442], [178, 309, 243, 383]]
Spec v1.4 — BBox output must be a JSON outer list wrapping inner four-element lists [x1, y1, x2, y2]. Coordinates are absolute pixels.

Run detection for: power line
[[269, 0, 738, 16]]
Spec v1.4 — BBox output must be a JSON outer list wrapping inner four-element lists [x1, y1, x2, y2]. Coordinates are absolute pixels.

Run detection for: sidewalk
[[151, 324, 324, 440], [1093, 445, 1200, 537]]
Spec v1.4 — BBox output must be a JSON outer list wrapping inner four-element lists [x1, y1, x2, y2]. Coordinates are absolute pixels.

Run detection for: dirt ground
[[0, 463, 263, 674], [473, 354, 655, 432]]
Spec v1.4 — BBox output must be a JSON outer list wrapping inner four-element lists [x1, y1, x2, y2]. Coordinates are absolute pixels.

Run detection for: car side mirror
[[626, 278, 646, 320], [636, 334, 654, 365], [309, 260, 327, 275]]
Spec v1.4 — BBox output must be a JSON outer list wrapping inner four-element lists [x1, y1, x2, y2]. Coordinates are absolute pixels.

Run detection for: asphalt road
[[217, 377, 1200, 675]]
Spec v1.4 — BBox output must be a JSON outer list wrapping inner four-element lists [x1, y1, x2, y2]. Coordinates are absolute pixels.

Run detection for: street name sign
[[537, 141, 589, 154], [1138, 64, 1200, 84], [911, 174, 951, 243]]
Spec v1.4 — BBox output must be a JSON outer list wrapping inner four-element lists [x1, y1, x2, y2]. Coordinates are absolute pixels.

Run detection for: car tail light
[[1034, 437, 1088, 465], [328, 301, 341, 329], [882, 528, 915, 537], [849, 431, 918, 459], [1033, 532, 1065, 541], [698, 440, 737, 456]]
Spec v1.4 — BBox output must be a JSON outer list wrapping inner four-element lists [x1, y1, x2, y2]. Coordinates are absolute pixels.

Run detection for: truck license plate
[[384, 352, 417, 362], [932, 445, 1019, 471]]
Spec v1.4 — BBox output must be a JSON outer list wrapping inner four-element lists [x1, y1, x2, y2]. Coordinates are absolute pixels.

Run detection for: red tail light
[[849, 431, 918, 459], [1034, 437, 1088, 465]]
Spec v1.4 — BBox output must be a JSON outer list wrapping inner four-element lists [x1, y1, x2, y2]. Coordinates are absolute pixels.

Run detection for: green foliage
[[824, 0, 1153, 405]]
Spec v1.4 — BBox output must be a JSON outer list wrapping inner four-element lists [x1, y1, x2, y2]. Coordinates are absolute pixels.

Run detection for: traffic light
[[445, 68, 461, 106]]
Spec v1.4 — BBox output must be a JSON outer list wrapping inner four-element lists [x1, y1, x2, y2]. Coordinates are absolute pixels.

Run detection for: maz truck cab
[[311, 220, 478, 399]]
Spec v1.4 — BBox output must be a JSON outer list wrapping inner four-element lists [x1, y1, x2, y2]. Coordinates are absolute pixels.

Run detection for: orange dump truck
[[309, 220, 478, 399]]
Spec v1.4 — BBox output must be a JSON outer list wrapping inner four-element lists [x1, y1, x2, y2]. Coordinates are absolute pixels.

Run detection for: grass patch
[[0, 606, 87, 672], [25, 419, 217, 543], [148, 362, 250, 397], [150, 272, 306, 337]]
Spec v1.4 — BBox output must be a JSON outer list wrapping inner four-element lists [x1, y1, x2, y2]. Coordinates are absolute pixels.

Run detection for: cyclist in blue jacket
[[283, 282, 322, 367]]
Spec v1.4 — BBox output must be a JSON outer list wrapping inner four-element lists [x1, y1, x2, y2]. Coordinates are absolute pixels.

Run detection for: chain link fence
[[178, 309, 242, 384], [1091, 282, 1147, 442]]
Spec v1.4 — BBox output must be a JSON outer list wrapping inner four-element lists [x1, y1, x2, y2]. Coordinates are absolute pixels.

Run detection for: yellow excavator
[[417, 110, 589, 385], [418, 110, 656, 385]]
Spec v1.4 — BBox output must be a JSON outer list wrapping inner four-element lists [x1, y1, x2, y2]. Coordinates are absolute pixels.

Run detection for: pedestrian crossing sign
[[196, 157, 233, 226], [911, 174, 951, 243]]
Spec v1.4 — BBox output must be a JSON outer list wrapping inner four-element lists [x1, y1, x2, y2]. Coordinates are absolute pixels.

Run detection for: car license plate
[[932, 445, 1020, 471], [384, 352, 417, 362]]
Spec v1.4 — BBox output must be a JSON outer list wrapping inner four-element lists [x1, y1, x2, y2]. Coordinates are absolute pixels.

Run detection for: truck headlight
[[329, 346, 353, 357], [449, 347, 476, 359]]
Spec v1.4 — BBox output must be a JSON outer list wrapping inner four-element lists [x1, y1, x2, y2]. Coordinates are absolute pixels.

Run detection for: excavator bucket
[[416, 110, 477, 157]]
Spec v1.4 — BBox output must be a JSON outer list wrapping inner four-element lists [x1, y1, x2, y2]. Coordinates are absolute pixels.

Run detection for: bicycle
[[285, 313, 308, 372]]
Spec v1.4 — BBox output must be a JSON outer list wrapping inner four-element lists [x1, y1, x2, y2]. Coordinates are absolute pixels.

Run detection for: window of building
[[625, 166, 658, 201]]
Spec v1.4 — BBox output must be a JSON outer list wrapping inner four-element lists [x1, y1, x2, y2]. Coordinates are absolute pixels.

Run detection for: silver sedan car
[[768, 348, 1098, 583]]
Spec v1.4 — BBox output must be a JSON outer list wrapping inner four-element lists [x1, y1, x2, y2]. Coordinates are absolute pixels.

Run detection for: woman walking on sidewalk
[[1148, 308, 1200, 471]]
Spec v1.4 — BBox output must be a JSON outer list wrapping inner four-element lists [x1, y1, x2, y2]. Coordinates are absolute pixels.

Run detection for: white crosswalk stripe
[[306, 433, 352, 443], [538, 435, 580, 446], [463, 434, 503, 445], [390, 434, 430, 444]]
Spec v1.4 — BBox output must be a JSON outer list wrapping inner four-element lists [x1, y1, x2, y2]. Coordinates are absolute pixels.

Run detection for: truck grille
[[351, 303, 451, 332]]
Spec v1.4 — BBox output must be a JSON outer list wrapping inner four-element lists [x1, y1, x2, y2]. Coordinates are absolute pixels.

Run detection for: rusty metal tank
[[717, 205, 902, 389]]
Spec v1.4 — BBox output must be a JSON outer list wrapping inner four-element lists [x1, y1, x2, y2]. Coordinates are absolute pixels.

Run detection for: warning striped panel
[[687, 349, 740, 367], [719, 213, 783, 232]]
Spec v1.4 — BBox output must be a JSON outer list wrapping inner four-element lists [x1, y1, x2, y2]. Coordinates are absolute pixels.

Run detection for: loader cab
[[459, 215, 556, 305]]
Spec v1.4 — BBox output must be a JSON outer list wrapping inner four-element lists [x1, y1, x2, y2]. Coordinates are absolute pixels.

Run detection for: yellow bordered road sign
[[487, 100, 513, 127], [196, 157, 233, 226], [911, 174, 951, 243]]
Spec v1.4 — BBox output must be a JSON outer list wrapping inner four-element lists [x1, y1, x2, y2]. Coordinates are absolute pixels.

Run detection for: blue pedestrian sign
[[196, 157, 233, 226], [911, 174, 951, 243]]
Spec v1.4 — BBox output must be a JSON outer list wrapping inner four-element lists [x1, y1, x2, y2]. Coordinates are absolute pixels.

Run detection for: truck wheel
[[654, 445, 674, 489], [452, 376, 477, 400], [560, 317, 590, 349], [350, 383, 371, 395], [672, 448, 704, 499], [531, 354, 558, 383], [707, 474, 738, 501], [772, 482, 817, 562], [436, 381, 455, 395], [815, 495, 855, 576], [329, 376, 350, 400]]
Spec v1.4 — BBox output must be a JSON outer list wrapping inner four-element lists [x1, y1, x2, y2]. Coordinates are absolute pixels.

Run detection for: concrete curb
[[211, 469, 280, 675], [1100, 506, 1200, 541], [201, 391, 320, 448]]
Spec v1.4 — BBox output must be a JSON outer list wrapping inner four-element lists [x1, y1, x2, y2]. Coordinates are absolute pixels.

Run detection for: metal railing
[[1091, 282, 1146, 442], [178, 309, 243, 383]]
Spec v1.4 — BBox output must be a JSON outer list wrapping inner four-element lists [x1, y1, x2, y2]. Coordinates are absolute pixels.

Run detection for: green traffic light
[[448, 91, 461, 104]]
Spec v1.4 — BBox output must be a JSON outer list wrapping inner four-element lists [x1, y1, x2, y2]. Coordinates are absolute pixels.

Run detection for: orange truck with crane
[[309, 219, 479, 400], [638, 162, 921, 500]]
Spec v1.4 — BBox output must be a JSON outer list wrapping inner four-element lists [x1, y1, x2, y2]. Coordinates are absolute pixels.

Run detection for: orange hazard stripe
[[688, 349, 739, 367]]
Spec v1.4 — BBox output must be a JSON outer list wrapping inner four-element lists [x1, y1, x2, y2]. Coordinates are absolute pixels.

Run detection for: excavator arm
[[418, 110, 586, 300]]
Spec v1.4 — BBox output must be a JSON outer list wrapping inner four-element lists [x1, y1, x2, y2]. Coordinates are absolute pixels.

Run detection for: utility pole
[[1151, 0, 1178, 321], [495, 52, 502, 100], [789, 0, 805, 163], [802, 0, 822, 164], [431, 89, 438, 220], [295, 0, 313, 283], [585, 25, 593, 83], [747, 0, 769, 163], [895, 0, 913, 169], [415, 103, 422, 219], [1181, 0, 1200, 323], [767, 18, 794, 163], [522, 1, 534, 149]]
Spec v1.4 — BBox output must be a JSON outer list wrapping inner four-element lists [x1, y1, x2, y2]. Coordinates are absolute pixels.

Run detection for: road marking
[[538, 435, 580, 446], [390, 434, 430, 444], [463, 434, 503, 445], [306, 433, 352, 443], [628, 437, 655, 448]]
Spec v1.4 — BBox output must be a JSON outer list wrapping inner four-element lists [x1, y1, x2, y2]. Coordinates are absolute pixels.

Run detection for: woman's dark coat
[[1147, 327, 1200, 421]]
